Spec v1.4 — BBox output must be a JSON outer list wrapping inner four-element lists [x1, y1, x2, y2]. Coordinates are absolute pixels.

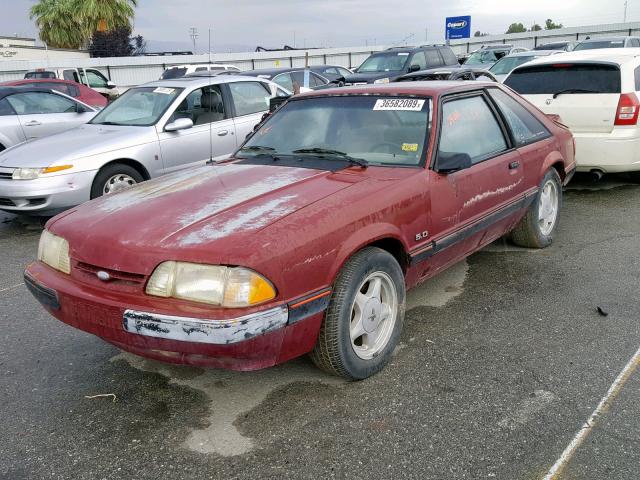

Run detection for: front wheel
[[310, 247, 405, 380], [90, 163, 144, 199], [510, 168, 562, 248]]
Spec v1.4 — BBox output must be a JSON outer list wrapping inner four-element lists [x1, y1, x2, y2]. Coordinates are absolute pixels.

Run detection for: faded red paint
[[25, 82, 576, 371]]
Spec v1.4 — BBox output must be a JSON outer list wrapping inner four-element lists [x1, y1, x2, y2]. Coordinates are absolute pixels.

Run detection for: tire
[[510, 168, 562, 248], [310, 247, 405, 380], [90, 163, 144, 199]]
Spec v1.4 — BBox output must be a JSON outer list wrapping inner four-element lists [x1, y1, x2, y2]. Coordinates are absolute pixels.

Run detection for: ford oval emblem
[[97, 271, 111, 281]]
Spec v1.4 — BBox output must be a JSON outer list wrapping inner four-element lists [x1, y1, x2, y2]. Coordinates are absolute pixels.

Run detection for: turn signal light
[[614, 93, 640, 126], [42, 165, 73, 174]]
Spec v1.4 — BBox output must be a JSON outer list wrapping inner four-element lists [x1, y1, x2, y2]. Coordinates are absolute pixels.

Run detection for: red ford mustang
[[25, 82, 576, 380]]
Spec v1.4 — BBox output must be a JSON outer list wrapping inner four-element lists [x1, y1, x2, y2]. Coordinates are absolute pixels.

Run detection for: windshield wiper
[[292, 148, 368, 167], [552, 89, 600, 99], [240, 145, 276, 152], [94, 121, 124, 126]]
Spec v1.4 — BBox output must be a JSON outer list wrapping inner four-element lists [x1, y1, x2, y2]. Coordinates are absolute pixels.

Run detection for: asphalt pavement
[[1, 174, 638, 480]]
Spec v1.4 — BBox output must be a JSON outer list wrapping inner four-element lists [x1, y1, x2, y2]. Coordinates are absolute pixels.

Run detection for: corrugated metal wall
[[0, 46, 384, 87]]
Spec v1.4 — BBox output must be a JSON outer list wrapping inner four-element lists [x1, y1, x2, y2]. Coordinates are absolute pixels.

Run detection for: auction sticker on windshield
[[373, 98, 425, 111], [153, 87, 175, 95]]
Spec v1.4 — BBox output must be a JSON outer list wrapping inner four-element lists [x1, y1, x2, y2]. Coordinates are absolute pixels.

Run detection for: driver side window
[[169, 86, 225, 125], [438, 95, 508, 165], [6, 92, 78, 114]]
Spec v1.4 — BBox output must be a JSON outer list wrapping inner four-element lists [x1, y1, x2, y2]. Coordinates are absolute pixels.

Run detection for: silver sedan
[[0, 86, 96, 152], [0, 76, 289, 215]]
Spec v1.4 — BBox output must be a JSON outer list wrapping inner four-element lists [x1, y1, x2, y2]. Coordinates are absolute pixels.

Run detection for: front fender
[[330, 222, 409, 283]]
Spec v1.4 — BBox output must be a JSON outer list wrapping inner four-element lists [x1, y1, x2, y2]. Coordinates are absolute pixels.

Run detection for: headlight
[[12, 165, 73, 180], [373, 77, 390, 84], [146, 261, 277, 307], [38, 230, 71, 274]]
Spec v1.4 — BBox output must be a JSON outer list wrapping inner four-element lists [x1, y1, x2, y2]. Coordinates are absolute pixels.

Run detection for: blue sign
[[446, 16, 471, 40]]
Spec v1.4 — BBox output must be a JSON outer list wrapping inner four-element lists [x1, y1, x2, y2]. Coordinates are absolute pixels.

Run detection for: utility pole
[[624, 0, 628, 22], [189, 27, 198, 54]]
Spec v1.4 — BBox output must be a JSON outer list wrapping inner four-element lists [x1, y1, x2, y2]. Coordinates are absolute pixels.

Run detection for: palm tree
[[31, 0, 138, 49], [30, 0, 85, 49]]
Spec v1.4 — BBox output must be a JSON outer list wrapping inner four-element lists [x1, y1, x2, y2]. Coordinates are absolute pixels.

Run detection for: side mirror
[[106, 81, 116, 89], [408, 64, 421, 73], [76, 104, 91, 113], [164, 118, 193, 132], [435, 152, 472, 173]]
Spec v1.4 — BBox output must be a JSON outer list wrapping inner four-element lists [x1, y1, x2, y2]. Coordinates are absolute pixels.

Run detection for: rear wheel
[[310, 247, 405, 380], [510, 169, 562, 248], [90, 163, 144, 199]]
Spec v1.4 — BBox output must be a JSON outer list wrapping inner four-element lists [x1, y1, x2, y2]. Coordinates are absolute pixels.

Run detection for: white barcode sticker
[[153, 87, 175, 94], [373, 99, 425, 111]]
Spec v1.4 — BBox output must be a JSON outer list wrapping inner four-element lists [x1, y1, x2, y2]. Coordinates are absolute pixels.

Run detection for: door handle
[[509, 161, 520, 170], [217, 130, 228, 136], [24, 120, 42, 127]]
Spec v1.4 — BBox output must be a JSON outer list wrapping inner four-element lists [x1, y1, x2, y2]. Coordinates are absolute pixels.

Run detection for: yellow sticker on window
[[402, 143, 419, 152]]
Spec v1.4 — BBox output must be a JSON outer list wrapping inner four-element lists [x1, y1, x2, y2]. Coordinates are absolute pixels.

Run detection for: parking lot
[[0, 174, 637, 480]]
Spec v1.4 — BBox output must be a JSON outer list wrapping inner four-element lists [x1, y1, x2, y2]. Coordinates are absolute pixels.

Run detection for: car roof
[[2, 78, 79, 85], [140, 75, 273, 89], [515, 47, 640, 67], [299, 81, 499, 98], [0, 86, 60, 98], [165, 63, 237, 69], [578, 36, 638, 42], [502, 50, 562, 58], [240, 67, 311, 77]]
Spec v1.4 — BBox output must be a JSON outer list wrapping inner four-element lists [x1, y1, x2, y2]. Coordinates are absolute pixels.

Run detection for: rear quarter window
[[488, 89, 550, 146], [635, 66, 640, 91], [505, 63, 621, 94]]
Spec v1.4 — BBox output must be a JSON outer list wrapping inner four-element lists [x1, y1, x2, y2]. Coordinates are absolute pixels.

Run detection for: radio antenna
[[208, 27, 214, 164]]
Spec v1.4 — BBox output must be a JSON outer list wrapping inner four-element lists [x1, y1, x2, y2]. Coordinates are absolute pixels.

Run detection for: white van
[[160, 64, 240, 79], [24, 67, 119, 101], [505, 49, 640, 175]]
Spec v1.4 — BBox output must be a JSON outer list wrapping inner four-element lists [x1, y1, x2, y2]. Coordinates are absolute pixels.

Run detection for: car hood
[[49, 162, 365, 274], [344, 71, 402, 83], [0, 123, 156, 168]]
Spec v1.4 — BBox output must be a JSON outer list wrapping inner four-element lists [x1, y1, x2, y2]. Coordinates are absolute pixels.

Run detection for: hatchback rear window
[[505, 64, 621, 94]]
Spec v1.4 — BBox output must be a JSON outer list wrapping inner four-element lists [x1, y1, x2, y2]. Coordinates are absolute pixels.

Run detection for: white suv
[[505, 49, 640, 175], [161, 64, 240, 79]]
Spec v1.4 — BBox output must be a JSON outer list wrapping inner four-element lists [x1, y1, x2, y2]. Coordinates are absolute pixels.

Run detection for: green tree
[[531, 24, 542, 31], [545, 18, 563, 30], [31, 0, 138, 49], [506, 22, 527, 34], [474, 30, 488, 37]]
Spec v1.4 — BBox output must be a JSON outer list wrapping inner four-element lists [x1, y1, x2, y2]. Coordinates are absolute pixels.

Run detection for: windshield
[[504, 64, 621, 94], [90, 86, 182, 126], [161, 67, 188, 79], [356, 52, 410, 73], [239, 96, 430, 166], [574, 40, 625, 51], [465, 49, 508, 65], [490, 55, 537, 75]]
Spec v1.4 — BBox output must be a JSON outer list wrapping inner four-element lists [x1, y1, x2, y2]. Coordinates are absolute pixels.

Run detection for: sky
[[1, 0, 638, 52]]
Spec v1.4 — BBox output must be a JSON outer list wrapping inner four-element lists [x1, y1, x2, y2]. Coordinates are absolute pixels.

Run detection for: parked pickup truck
[[24, 67, 119, 101]]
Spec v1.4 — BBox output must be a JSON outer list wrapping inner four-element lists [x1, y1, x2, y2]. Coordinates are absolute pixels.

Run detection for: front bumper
[[122, 306, 289, 345], [24, 262, 327, 370], [0, 169, 96, 215]]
